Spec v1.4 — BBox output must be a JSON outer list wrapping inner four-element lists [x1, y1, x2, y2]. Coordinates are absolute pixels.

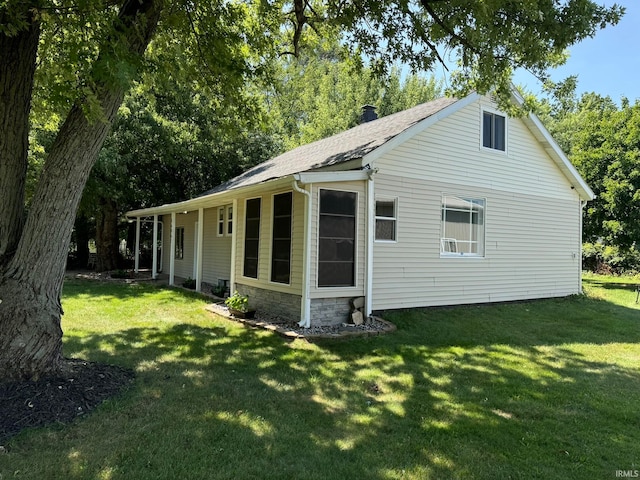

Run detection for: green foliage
[[224, 290, 249, 312], [211, 284, 227, 298], [266, 35, 443, 150], [539, 83, 640, 254], [582, 242, 640, 275], [181, 277, 196, 289]]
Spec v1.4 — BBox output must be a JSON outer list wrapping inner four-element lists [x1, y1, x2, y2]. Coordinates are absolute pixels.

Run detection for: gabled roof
[[127, 92, 593, 217], [200, 96, 458, 196]]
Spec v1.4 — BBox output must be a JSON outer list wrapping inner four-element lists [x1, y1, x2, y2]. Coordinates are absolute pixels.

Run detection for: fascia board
[[126, 176, 294, 218], [294, 171, 370, 184], [525, 113, 595, 201]]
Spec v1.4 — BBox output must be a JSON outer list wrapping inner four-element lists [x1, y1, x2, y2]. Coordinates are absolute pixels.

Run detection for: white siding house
[[127, 92, 593, 327]]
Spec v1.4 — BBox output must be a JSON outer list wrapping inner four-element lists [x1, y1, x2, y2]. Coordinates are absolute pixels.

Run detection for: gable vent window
[[318, 189, 356, 287], [243, 198, 261, 278], [482, 111, 506, 151]]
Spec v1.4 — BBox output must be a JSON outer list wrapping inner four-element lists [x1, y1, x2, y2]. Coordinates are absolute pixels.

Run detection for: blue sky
[[514, 1, 640, 101]]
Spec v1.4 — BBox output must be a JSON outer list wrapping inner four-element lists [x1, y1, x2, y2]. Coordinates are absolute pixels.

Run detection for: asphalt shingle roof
[[201, 96, 458, 195]]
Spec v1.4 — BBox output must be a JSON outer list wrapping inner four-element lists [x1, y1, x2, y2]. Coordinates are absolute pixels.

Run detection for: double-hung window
[[175, 227, 185, 259], [243, 198, 261, 278], [227, 206, 233, 235], [375, 198, 397, 241], [217, 207, 225, 236], [441, 195, 485, 256], [318, 189, 357, 287], [482, 110, 506, 151]]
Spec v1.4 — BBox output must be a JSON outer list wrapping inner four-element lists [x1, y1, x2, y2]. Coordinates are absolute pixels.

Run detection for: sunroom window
[[441, 196, 485, 256], [271, 192, 292, 284], [318, 189, 356, 287], [243, 198, 261, 278]]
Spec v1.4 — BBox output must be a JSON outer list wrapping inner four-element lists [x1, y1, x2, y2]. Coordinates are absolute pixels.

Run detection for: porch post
[[134, 217, 141, 273], [196, 207, 204, 292], [152, 214, 158, 279], [229, 199, 238, 293], [169, 212, 176, 286]]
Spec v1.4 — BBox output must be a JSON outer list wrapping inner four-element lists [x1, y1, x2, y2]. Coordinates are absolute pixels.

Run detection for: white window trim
[[217, 206, 225, 237], [175, 226, 185, 260], [480, 106, 508, 154], [242, 196, 262, 280], [226, 205, 233, 237], [440, 194, 487, 258], [268, 191, 293, 286], [374, 196, 398, 243], [316, 187, 359, 289]]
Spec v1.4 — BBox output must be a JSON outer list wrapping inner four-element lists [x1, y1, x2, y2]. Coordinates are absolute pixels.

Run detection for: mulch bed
[[0, 359, 135, 446]]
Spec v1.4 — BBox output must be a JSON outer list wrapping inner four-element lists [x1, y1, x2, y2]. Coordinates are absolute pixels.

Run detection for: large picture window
[[271, 192, 292, 284], [175, 227, 185, 259], [482, 111, 506, 151], [318, 189, 356, 287], [243, 198, 261, 278], [441, 196, 485, 256]]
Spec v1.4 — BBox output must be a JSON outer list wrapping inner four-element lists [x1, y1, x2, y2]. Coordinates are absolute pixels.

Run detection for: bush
[[225, 291, 249, 312], [182, 277, 196, 289], [582, 242, 640, 275]]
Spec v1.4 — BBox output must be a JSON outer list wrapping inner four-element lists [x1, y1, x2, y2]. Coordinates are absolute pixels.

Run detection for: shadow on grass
[[4, 291, 640, 480]]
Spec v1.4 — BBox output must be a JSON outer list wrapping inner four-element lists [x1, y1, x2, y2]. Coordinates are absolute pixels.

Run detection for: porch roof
[[126, 97, 458, 217]]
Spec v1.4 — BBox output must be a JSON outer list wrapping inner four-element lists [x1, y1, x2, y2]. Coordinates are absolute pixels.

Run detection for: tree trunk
[[0, 8, 39, 268], [0, 0, 163, 381], [95, 197, 120, 272]]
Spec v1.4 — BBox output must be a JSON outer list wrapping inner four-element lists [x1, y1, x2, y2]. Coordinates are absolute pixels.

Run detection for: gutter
[[292, 177, 312, 328]]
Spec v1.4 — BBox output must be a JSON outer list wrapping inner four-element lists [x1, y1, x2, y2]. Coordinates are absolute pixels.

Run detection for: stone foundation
[[235, 284, 302, 322], [309, 297, 352, 327]]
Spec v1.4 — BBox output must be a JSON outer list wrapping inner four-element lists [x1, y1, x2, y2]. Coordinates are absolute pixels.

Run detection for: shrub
[[583, 242, 640, 275], [225, 291, 249, 312]]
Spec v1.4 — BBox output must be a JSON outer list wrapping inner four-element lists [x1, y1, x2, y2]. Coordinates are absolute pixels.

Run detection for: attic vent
[[360, 105, 378, 123]]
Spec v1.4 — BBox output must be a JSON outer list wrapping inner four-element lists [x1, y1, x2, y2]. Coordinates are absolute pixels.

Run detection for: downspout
[[196, 208, 204, 292], [579, 199, 588, 294], [230, 198, 238, 294], [292, 177, 312, 328], [365, 168, 378, 318]]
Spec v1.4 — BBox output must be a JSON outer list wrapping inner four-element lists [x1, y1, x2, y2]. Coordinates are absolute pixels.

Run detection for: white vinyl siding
[[202, 207, 232, 285], [163, 211, 198, 280], [161, 208, 233, 286], [371, 97, 582, 310]]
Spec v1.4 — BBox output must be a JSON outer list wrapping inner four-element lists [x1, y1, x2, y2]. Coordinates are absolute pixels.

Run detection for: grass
[[2, 274, 640, 479]]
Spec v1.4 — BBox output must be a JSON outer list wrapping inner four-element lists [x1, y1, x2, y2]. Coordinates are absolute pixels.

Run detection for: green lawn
[[2, 275, 640, 479]]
